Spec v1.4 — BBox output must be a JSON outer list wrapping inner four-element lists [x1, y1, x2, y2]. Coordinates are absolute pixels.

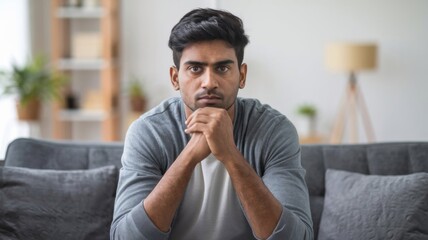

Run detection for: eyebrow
[[183, 59, 235, 66]]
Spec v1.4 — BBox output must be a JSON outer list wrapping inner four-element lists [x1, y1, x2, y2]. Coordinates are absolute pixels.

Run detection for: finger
[[186, 114, 213, 129], [184, 122, 210, 135], [186, 115, 212, 128], [188, 106, 223, 117], [185, 122, 216, 136], [186, 108, 211, 124]]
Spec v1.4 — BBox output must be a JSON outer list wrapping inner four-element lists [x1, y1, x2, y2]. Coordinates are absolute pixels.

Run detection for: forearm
[[143, 151, 197, 232], [223, 149, 282, 240]]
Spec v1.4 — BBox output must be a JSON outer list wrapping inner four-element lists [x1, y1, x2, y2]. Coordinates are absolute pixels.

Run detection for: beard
[[185, 89, 236, 112]]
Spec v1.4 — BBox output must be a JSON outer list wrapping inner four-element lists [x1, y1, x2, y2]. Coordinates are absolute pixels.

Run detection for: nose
[[201, 69, 218, 90]]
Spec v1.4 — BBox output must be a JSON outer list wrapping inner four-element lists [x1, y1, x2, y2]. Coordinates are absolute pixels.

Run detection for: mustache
[[195, 89, 223, 99]]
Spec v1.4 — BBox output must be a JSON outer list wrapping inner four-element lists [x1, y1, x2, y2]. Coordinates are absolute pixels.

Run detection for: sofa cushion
[[318, 169, 428, 240], [0, 165, 118, 240]]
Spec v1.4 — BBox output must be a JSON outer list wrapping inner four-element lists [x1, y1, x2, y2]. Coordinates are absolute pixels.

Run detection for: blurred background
[[1, 0, 427, 159]]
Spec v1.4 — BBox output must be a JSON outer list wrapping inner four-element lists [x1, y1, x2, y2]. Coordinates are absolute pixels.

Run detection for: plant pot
[[296, 116, 317, 136], [130, 96, 146, 112], [16, 99, 40, 120]]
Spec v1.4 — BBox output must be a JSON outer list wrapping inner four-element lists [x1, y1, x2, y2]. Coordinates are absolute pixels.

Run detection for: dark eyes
[[217, 66, 229, 73], [189, 66, 202, 73], [187, 65, 230, 73]]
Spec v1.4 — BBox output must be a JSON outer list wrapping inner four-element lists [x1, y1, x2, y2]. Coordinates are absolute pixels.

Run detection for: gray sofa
[[1, 138, 428, 239], [1, 138, 123, 240]]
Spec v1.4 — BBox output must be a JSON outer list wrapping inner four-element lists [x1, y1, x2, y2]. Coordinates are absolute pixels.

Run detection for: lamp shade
[[326, 43, 377, 72]]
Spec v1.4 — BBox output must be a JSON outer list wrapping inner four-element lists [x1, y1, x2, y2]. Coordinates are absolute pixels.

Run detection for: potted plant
[[296, 103, 317, 136], [0, 56, 67, 120], [127, 77, 146, 112]]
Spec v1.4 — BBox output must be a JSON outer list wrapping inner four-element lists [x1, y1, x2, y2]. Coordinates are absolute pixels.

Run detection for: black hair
[[168, 8, 249, 68]]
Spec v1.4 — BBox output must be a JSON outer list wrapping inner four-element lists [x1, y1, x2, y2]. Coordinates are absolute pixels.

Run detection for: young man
[[111, 8, 313, 240]]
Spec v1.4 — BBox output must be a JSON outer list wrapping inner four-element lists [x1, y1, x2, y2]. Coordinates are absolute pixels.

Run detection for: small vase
[[16, 99, 40, 120], [130, 96, 146, 112], [296, 116, 317, 136]]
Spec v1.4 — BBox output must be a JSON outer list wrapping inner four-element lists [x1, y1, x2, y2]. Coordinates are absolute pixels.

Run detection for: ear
[[239, 63, 247, 89], [170, 66, 180, 91]]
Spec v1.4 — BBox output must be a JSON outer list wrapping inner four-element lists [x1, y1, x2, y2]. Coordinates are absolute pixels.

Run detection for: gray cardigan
[[111, 97, 313, 239]]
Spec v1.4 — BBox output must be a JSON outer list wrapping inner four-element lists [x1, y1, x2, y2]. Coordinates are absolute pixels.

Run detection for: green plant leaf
[[296, 104, 317, 117], [0, 55, 68, 105]]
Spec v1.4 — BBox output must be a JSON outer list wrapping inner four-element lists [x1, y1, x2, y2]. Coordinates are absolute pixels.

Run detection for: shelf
[[51, 0, 119, 141], [59, 109, 107, 121], [58, 58, 108, 70], [57, 7, 104, 18]]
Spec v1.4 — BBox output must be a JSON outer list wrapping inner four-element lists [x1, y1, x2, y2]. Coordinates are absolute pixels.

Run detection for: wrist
[[179, 146, 206, 167], [217, 147, 242, 165]]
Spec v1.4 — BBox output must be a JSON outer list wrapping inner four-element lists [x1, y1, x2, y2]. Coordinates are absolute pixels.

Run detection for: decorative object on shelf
[[66, 0, 81, 7], [72, 32, 102, 59], [82, 90, 104, 110], [0, 56, 67, 120], [326, 42, 377, 143], [82, 0, 100, 9], [296, 103, 317, 137], [65, 88, 79, 109], [127, 77, 146, 113], [66, 0, 100, 8]]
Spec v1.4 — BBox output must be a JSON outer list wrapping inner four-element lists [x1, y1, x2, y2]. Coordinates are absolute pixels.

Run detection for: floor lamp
[[326, 43, 377, 144]]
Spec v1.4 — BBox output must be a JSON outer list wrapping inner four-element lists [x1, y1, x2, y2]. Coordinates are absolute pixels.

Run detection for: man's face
[[170, 40, 247, 118]]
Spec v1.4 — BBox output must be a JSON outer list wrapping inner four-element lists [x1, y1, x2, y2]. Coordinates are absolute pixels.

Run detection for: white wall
[[122, 0, 428, 142], [0, 0, 31, 159], [2, 0, 425, 146]]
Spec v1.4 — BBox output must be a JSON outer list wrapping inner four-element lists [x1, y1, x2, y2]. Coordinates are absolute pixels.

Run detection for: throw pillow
[[0, 165, 118, 240], [318, 169, 428, 240]]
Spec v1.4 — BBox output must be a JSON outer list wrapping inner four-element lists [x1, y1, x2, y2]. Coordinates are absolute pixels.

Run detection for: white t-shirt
[[170, 154, 254, 240]]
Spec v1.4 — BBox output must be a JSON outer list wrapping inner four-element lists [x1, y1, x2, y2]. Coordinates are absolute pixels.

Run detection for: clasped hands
[[184, 107, 237, 164]]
